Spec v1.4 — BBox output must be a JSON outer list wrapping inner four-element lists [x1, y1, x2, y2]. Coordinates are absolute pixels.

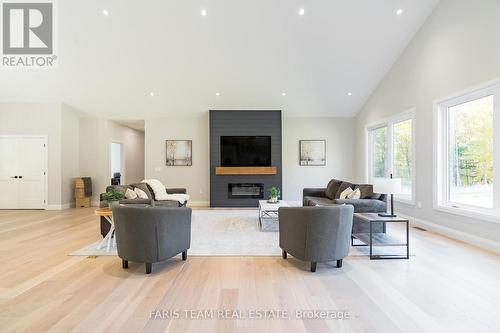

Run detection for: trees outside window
[[368, 112, 415, 203], [436, 82, 499, 218]]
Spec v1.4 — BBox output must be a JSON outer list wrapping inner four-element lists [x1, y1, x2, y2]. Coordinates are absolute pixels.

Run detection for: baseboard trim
[[46, 203, 71, 210], [398, 213, 500, 254], [188, 201, 209, 207]]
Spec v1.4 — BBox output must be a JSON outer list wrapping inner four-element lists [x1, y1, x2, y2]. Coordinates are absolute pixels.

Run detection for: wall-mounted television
[[220, 136, 271, 166]]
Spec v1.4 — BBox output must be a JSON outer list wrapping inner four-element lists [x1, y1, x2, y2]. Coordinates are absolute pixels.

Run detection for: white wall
[[61, 104, 80, 206], [145, 114, 209, 205], [145, 114, 355, 205], [354, 0, 500, 245], [79, 118, 145, 203], [283, 117, 354, 202]]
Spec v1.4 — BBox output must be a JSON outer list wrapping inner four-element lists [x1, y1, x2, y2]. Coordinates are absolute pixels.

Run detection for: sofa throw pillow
[[134, 187, 149, 199], [356, 184, 374, 199], [335, 181, 354, 199], [325, 179, 343, 200], [125, 188, 138, 199], [370, 193, 382, 200], [141, 179, 169, 200], [339, 187, 354, 199], [347, 188, 361, 199]]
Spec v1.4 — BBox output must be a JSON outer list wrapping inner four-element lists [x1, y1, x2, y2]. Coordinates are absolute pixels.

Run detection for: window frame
[[366, 109, 416, 205], [434, 80, 500, 223]]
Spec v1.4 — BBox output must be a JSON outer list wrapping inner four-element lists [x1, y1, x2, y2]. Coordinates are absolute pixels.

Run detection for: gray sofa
[[303, 179, 387, 233], [279, 205, 354, 272], [99, 183, 187, 237], [112, 205, 192, 274]]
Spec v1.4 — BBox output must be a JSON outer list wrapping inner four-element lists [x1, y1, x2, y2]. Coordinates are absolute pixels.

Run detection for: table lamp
[[373, 174, 402, 217]]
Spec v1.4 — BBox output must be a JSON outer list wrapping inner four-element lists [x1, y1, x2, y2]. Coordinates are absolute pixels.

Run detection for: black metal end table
[[351, 213, 409, 260]]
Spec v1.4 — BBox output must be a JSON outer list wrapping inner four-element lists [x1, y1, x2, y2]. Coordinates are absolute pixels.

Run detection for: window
[[436, 82, 499, 218], [368, 111, 415, 203]]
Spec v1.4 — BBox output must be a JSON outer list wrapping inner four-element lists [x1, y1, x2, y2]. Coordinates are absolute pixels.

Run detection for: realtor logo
[[1, 0, 57, 68]]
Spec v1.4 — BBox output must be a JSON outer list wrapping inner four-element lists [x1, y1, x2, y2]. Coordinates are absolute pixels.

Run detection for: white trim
[[187, 201, 209, 207], [46, 203, 71, 210], [365, 109, 416, 203], [398, 212, 500, 254], [433, 80, 500, 216]]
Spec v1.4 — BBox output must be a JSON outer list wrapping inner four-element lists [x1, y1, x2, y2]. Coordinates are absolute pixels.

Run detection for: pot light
[[215, 92, 220, 96], [102, 9, 109, 16], [149, 92, 155, 97], [281, 92, 287, 96], [201, 9, 207, 16], [396, 8, 403, 15], [347, 92, 352, 96], [299, 8, 305, 16]]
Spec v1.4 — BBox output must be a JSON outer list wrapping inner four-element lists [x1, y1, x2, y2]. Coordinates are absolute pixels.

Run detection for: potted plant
[[102, 188, 125, 207], [267, 186, 281, 203]]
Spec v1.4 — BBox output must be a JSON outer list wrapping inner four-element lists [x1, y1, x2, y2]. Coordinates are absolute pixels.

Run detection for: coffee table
[[351, 213, 409, 260], [258, 200, 289, 231], [94, 208, 115, 252]]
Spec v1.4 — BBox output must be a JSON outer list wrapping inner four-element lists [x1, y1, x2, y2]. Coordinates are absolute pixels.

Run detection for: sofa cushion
[[334, 199, 387, 213], [335, 181, 354, 199], [119, 198, 152, 205], [154, 200, 181, 207], [325, 179, 343, 200], [355, 184, 374, 199], [304, 196, 337, 206]]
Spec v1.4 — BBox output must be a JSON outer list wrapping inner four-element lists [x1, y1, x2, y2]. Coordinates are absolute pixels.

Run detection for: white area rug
[[70, 209, 414, 257], [70, 209, 281, 256]]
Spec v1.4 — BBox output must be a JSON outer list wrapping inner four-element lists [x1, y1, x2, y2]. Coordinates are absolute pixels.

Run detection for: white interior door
[[0, 136, 47, 209]]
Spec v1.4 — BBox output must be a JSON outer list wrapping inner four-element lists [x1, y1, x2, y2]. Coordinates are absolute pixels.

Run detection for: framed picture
[[166, 140, 192, 166], [299, 140, 326, 166]]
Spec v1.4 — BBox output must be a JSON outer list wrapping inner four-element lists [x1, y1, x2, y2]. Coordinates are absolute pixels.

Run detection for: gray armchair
[[279, 205, 354, 272], [112, 206, 192, 274]]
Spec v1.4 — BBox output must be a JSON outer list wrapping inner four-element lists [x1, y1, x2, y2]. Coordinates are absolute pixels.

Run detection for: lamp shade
[[373, 177, 402, 194]]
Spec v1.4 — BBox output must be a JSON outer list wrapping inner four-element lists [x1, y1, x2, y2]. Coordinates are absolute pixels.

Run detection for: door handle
[[10, 176, 18, 179], [18, 176, 23, 179]]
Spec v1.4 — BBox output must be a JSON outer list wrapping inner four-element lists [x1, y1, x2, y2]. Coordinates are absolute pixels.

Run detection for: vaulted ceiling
[[0, 0, 440, 118]]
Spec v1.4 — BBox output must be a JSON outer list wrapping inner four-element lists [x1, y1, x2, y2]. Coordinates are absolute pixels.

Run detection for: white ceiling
[[0, 0, 440, 119]]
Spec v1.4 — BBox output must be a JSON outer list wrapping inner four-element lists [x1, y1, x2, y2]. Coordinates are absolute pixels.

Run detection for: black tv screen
[[220, 136, 271, 166]]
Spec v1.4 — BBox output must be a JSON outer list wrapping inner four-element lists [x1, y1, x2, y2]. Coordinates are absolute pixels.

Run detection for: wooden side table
[[94, 208, 115, 252]]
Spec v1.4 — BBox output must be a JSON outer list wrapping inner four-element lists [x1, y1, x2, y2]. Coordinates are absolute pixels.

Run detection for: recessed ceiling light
[[215, 92, 220, 96], [102, 9, 109, 16], [149, 92, 155, 97], [201, 9, 207, 16], [347, 92, 353, 96], [281, 92, 287, 96], [299, 8, 305, 16], [396, 8, 403, 15]]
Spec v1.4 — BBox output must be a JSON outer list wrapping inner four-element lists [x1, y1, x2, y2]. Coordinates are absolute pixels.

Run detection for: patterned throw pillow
[[125, 188, 137, 199], [134, 187, 149, 199], [347, 188, 361, 199], [339, 187, 354, 199]]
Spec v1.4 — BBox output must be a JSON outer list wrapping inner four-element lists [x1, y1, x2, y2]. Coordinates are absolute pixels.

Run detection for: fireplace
[[228, 183, 264, 199]]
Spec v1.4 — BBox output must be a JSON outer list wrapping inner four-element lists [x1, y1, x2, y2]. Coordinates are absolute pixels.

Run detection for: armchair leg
[[282, 250, 287, 259], [182, 251, 187, 261], [146, 263, 152, 274], [310, 262, 317, 272], [337, 259, 343, 268], [122, 259, 128, 269]]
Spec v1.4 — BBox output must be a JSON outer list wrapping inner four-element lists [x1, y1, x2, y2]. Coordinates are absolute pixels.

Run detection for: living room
[[1, 0, 500, 332]]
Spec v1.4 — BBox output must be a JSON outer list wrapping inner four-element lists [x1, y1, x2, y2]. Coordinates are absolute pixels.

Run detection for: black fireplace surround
[[209, 110, 282, 207]]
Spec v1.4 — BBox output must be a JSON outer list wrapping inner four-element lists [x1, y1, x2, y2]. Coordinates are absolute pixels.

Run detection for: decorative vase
[[269, 196, 278, 203]]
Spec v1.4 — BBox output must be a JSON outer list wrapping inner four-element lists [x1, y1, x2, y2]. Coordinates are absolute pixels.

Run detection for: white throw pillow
[[339, 187, 354, 199], [125, 188, 137, 199], [347, 188, 361, 199], [141, 179, 169, 200], [134, 187, 149, 199]]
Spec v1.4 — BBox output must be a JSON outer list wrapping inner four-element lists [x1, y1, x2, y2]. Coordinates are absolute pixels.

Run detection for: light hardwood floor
[[0, 208, 499, 332]]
